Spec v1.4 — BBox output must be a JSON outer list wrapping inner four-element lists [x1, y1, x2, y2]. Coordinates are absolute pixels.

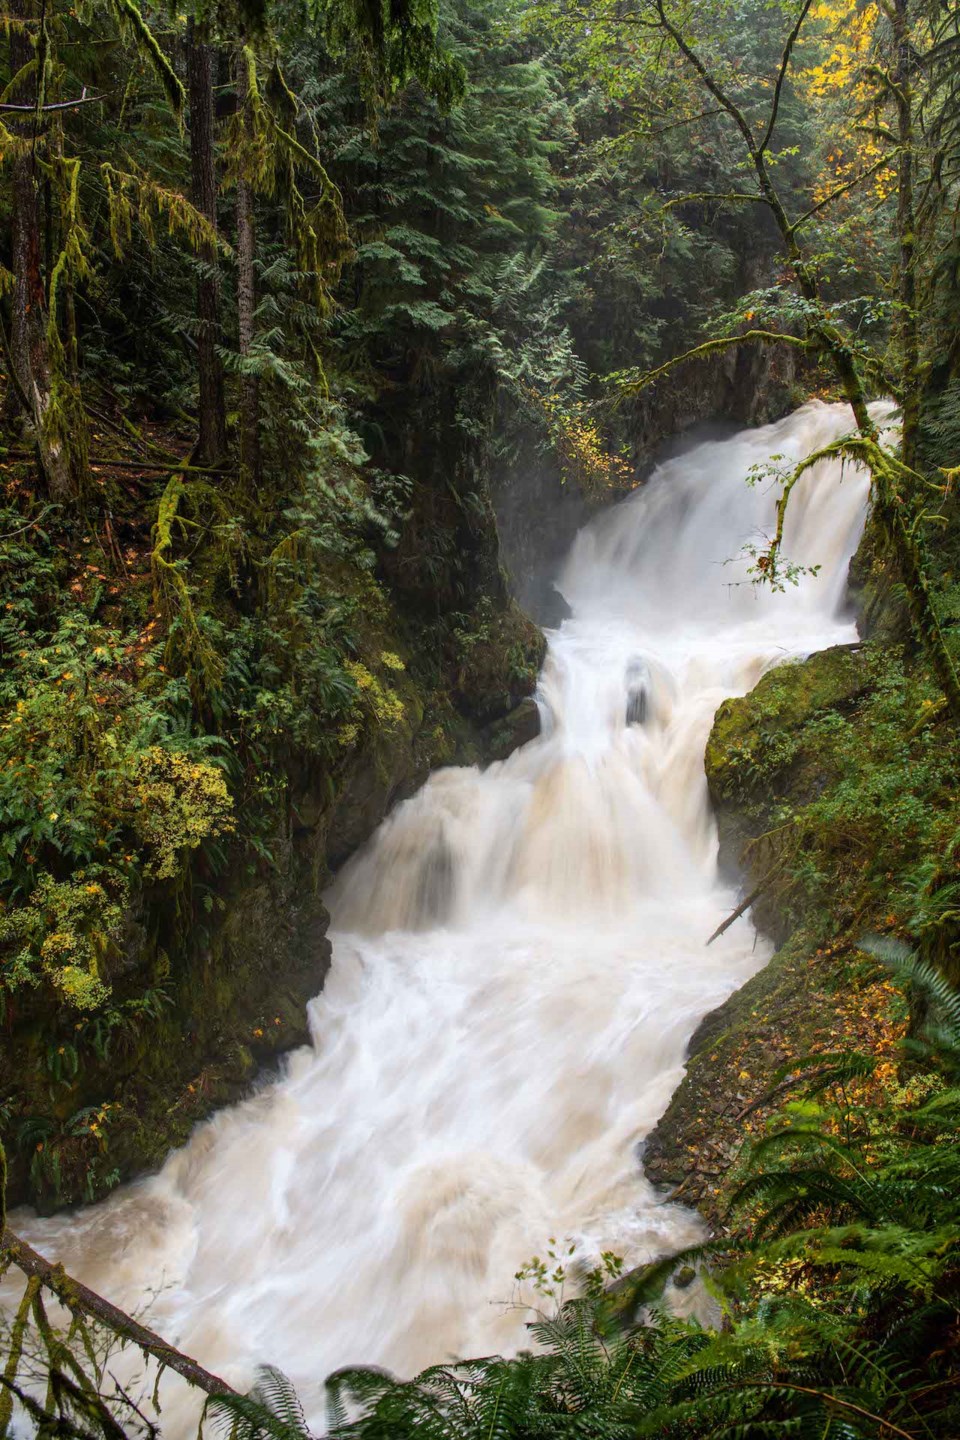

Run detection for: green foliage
[[0, 871, 126, 1011], [309, 0, 467, 110], [0, 504, 236, 1015]]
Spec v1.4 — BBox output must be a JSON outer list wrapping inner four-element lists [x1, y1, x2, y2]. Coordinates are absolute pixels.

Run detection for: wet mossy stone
[[483, 697, 541, 762], [705, 644, 871, 884]]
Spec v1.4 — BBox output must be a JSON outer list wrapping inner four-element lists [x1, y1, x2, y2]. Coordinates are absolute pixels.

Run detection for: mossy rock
[[451, 597, 546, 726], [706, 645, 871, 804], [705, 645, 872, 898], [848, 512, 911, 643], [482, 696, 541, 761], [646, 637, 921, 1230]]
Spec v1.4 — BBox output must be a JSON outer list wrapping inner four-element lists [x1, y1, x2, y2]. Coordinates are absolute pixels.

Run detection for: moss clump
[[0, 872, 127, 1012], [706, 645, 870, 812], [132, 748, 234, 880]]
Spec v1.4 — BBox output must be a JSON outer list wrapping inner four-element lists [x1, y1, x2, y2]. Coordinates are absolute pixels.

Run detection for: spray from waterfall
[[13, 400, 888, 1433]]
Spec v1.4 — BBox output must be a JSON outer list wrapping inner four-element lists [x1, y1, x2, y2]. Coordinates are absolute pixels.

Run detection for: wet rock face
[[643, 644, 885, 1227], [490, 342, 804, 615], [482, 696, 541, 762], [537, 585, 574, 631], [704, 644, 872, 931], [625, 659, 649, 727]]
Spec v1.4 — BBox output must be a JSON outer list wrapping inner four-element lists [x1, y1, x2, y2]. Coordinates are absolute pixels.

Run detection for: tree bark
[[187, 18, 226, 465], [1, 1226, 238, 1401], [892, 0, 920, 471], [8, 0, 74, 500], [235, 55, 261, 489]]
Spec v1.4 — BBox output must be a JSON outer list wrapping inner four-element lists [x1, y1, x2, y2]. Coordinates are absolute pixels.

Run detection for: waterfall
[[13, 400, 889, 1431]]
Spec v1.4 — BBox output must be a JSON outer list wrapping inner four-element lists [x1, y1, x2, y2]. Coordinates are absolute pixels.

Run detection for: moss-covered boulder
[[642, 640, 941, 1229], [642, 930, 903, 1227], [705, 644, 871, 940]]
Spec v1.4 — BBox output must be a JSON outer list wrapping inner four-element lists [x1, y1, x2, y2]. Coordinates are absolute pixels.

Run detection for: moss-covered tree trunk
[[187, 19, 227, 465], [235, 55, 261, 489], [8, 0, 74, 501], [892, 0, 920, 472]]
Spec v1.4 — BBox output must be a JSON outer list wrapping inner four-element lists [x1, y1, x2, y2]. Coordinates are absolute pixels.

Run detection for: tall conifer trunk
[[8, 0, 73, 499], [187, 18, 226, 464], [235, 56, 261, 488], [892, 0, 920, 471]]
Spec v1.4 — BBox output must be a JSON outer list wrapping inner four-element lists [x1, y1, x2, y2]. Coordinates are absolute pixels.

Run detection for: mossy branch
[[0, 1276, 40, 1433], [615, 330, 810, 394], [150, 469, 229, 704], [106, 0, 185, 117], [662, 190, 767, 209], [766, 440, 849, 564], [764, 433, 960, 722], [102, 164, 230, 261]]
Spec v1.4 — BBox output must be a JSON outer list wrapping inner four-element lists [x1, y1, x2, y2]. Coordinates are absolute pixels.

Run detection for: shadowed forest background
[[2, 0, 960, 1435]]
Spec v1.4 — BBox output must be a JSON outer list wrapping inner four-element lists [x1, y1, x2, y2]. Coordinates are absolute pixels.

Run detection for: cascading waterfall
[[13, 399, 889, 1431]]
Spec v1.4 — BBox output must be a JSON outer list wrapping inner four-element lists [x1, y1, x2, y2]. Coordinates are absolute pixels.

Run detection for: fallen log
[[706, 881, 766, 946], [1, 1228, 237, 1399]]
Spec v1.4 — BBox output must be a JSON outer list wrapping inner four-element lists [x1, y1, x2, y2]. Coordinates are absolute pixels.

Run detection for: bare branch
[[788, 152, 898, 234], [757, 0, 815, 157], [653, 0, 759, 156], [0, 93, 106, 114], [640, 104, 727, 137]]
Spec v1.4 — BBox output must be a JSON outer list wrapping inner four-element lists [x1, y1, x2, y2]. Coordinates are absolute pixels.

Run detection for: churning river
[[16, 399, 888, 1431]]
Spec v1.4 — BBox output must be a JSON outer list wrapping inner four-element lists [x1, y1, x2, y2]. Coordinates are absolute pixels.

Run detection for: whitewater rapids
[[13, 400, 888, 1430]]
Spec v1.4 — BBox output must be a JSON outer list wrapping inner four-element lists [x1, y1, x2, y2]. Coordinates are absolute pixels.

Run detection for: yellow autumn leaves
[[798, 2, 895, 205]]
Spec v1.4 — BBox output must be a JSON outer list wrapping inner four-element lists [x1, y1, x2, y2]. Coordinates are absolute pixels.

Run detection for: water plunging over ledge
[[14, 400, 889, 1429]]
